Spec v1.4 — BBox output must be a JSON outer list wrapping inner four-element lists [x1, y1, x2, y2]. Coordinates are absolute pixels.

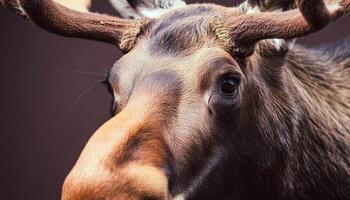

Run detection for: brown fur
[[2, 0, 350, 199]]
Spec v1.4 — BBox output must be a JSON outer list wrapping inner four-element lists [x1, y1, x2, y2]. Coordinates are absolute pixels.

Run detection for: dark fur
[[149, 6, 215, 55], [199, 43, 349, 200], [3, 1, 350, 199], [175, 41, 350, 200], [142, 5, 350, 199]]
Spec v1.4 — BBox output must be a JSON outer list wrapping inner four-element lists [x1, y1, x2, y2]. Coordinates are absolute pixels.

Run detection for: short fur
[[2, 0, 350, 200]]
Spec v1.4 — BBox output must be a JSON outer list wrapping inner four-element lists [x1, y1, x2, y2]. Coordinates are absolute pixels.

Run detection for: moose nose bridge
[[111, 70, 182, 130], [63, 71, 182, 200]]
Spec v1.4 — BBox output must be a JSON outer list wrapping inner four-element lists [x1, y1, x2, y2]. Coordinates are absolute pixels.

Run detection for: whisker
[[72, 56, 119, 81], [68, 79, 106, 109], [74, 56, 109, 73]]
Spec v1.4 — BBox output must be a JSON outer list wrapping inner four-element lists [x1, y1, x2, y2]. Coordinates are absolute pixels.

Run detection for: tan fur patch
[[208, 17, 231, 51], [122, 163, 169, 199], [120, 18, 150, 52]]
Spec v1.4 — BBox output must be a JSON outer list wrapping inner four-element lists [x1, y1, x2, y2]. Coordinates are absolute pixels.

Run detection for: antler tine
[[1, 0, 91, 19], [228, 0, 350, 53], [1, 0, 28, 19], [1, 0, 138, 51]]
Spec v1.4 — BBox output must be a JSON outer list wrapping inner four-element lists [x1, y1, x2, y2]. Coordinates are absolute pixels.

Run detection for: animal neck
[[235, 43, 350, 199]]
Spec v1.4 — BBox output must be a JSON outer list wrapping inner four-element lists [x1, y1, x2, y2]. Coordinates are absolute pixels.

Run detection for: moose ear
[[109, 0, 186, 19], [240, 0, 295, 12]]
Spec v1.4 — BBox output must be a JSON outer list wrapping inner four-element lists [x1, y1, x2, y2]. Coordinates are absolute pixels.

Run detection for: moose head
[[2, 0, 350, 199]]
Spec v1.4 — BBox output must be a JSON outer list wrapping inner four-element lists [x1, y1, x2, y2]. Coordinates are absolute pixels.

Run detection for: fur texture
[[2, 0, 350, 200]]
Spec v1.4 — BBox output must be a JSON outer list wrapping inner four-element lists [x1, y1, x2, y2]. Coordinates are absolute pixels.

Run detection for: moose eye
[[221, 76, 240, 95]]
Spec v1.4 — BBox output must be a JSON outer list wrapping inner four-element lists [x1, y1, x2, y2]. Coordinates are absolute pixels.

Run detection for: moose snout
[[62, 72, 182, 200], [62, 116, 169, 200]]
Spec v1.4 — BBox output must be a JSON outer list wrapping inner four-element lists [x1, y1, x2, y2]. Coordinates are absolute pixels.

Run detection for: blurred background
[[0, 0, 349, 199]]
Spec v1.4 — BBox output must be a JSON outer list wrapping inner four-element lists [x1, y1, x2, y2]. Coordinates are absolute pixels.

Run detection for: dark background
[[0, 0, 349, 199]]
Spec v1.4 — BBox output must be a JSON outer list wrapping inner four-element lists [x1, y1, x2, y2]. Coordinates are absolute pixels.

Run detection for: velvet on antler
[[1, 0, 138, 51], [228, 0, 350, 55]]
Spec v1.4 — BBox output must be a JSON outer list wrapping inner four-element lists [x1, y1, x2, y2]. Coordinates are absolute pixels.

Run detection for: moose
[[2, 0, 350, 199]]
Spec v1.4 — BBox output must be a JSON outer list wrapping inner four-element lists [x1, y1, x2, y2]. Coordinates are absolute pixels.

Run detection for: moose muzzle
[[62, 72, 182, 200]]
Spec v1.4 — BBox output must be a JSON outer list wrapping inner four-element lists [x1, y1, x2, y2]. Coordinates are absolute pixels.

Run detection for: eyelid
[[107, 69, 113, 82], [107, 69, 122, 93], [198, 59, 241, 90], [107, 68, 120, 83], [217, 67, 242, 78]]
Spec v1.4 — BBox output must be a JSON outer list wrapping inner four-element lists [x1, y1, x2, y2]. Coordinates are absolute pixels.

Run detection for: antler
[[1, 0, 27, 18], [1, 0, 138, 51], [229, 0, 350, 54]]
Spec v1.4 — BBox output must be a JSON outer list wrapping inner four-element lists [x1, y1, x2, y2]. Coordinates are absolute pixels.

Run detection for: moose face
[[3, 0, 350, 199], [108, 5, 245, 194]]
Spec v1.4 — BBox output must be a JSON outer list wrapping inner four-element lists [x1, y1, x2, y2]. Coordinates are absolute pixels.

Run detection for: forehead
[[146, 4, 238, 56], [112, 47, 238, 86], [110, 4, 241, 85]]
